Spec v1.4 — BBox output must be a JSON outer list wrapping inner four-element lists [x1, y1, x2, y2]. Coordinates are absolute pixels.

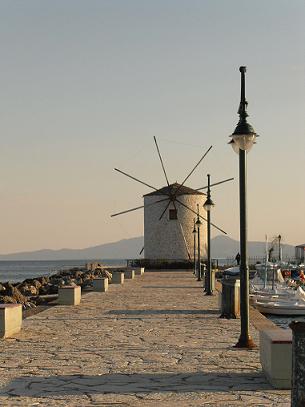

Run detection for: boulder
[[0, 295, 17, 304], [32, 280, 42, 290], [43, 283, 58, 295], [81, 278, 93, 288], [19, 284, 38, 296], [37, 276, 50, 285], [75, 277, 83, 285], [3, 284, 27, 304]]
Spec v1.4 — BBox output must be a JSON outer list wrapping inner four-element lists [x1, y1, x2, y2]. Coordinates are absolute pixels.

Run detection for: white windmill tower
[[143, 183, 206, 262], [111, 138, 231, 268]]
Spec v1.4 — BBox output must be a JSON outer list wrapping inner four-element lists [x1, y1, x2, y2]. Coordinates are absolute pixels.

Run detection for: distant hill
[[0, 235, 295, 261], [0, 237, 144, 260], [210, 235, 295, 259]]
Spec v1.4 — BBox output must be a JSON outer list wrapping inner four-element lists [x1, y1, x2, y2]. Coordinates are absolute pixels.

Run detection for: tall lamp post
[[203, 174, 215, 295], [278, 234, 282, 262], [192, 219, 197, 275], [196, 204, 202, 281], [229, 66, 258, 349]]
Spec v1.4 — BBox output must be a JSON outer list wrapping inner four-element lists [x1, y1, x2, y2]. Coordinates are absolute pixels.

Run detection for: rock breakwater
[[0, 263, 114, 310]]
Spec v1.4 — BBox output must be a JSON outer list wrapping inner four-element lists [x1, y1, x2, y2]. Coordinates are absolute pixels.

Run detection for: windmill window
[[169, 209, 178, 220]]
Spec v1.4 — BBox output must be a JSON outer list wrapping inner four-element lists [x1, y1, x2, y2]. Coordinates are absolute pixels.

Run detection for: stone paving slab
[[0, 271, 290, 406]]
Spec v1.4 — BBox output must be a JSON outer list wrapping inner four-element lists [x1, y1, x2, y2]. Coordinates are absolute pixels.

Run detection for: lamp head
[[204, 197, 215, 211], [229, 66, 258, 153]]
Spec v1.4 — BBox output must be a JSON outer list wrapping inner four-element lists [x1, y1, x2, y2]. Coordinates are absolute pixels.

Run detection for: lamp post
[[195, 204, 202, 281], [192, 219, 197, 275], [203, 174, 215, 295], [229, 66, 258, 349]]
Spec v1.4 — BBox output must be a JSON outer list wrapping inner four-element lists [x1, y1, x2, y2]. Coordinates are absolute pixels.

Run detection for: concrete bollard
[[259, 328, 292, 389], [220, 277, 240, 318], [58, 285, 81, 305], [112, 272, 124, 284], [290, 321, 305, 405], [93, 277, 108, 292], [125, 269, 135, 279], [0, 304, 22, 339], [135, 267, 145, 276]]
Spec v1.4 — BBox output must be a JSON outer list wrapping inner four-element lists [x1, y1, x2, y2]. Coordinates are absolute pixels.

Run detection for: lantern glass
[[229, 139, 240, 154], [232, 134, 256, 152], [204, 199, 215, 212]]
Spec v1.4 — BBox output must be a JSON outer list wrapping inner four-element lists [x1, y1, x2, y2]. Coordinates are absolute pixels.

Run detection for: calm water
[[268, 315, 305, 329], [0, 259, 127, 283]]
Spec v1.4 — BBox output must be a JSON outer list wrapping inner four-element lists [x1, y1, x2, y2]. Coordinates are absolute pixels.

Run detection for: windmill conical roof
[[144, 182, 204, 197]]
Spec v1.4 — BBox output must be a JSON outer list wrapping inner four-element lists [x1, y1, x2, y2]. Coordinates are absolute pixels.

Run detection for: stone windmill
[[111, 138, 231, 267]]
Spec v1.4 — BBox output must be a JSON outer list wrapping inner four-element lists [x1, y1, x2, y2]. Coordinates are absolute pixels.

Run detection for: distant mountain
[[0, 235, 295, 261], [0, 237, 144, 261], [210, 235, 295, 259]]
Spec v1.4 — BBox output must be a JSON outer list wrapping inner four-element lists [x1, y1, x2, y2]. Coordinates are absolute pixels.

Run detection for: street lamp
[[229, 66, 258, 349], [192, 219, 197, 275], [195, 204, 202, 281], [203, 174, 215, 295]]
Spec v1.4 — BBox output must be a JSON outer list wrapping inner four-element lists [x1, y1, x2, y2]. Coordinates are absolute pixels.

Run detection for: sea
[[268, 315, 305, 329], [0, 259, 127, 284]]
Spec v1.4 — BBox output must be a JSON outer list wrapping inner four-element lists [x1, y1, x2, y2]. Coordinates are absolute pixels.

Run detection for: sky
[[0, 0, 304, 254]]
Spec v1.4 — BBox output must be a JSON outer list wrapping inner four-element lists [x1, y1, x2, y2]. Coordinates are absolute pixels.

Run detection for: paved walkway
[[0, 271, 290, 406]]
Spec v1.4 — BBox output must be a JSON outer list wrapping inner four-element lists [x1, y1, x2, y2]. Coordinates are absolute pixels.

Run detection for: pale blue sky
[[0, 0, 304, 253]]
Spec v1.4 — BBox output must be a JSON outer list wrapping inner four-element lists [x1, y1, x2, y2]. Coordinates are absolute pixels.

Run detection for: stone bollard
[[125, 269, 135, 279], [211, 269, 216, 292], [112, 272, 124, 284], [290, 321, 305, 406], [260, 328, 292, 389], [0, 304, 22, 339], [135, 267, 145, 276], [93, 277, 108, 292], [58, 285, 81, 305], [220, 277, 240, 318]]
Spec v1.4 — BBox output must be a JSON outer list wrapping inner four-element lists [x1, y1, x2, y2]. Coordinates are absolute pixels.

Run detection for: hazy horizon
[[0, 234, 299, 257], [0, 1, 304, 254]]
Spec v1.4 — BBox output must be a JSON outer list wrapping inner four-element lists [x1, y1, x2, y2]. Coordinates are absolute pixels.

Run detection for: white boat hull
[[255, 301, 305, 315]]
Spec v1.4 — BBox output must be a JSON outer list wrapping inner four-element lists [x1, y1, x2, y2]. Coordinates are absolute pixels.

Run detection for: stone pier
[[0, 270, 290, 406]]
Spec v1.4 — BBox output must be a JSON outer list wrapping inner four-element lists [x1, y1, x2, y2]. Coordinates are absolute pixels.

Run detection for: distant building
[[144, 183, 207, 266], [295, 244, 305, 263]]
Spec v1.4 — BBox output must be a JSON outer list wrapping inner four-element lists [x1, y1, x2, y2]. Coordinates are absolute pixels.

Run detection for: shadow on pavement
[[1, 371, 272, 397]]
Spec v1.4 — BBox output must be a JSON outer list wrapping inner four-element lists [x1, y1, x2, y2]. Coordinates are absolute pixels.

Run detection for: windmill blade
[[196, 177, 234, 191], [175, 145, 212, 196], [175, 198, 227, 234], [154, 136, 170, 187], [111, 197, 169, 217], [178, 221, 191, 260], [111, 205, 145, 217], [114, 168, 159, 192], [173, 201, 191, 260], [159, 199, 172, 221], [139, 246, 144, 255]]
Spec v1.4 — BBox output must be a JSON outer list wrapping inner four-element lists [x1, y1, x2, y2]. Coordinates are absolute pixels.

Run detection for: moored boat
[[254, 287, 305, 315], [255, 300, 305, 315]]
